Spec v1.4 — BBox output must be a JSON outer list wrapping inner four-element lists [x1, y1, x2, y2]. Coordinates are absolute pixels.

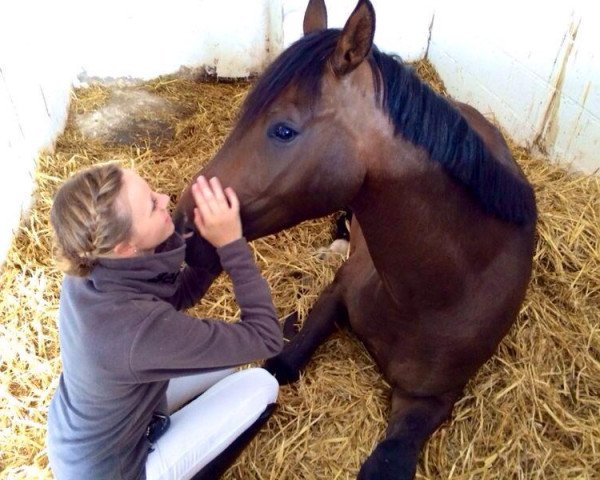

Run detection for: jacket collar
[[89, 233, 186, 298]]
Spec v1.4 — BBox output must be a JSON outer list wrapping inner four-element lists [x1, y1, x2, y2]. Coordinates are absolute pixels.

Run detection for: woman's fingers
[[199, 176, 220, 213], [193, 207, 204, 229], [209, 177, 227, 204], [192, 180, 214, 219], [194, 176, 235, 213], [224, 187, 239, 212], [189, 176, 242, 247], [195, 176, 233, 214]]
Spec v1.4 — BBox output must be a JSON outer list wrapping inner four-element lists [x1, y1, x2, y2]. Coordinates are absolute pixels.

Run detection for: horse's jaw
[[240, 207, 308, 242], [240, 188, 348, 241]]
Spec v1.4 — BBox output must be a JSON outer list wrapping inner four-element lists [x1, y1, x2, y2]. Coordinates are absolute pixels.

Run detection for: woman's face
[[119, 168, 174, 254]]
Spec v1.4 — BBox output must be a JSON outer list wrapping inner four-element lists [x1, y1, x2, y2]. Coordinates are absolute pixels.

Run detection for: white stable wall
[[1, 0, 599, 266], [1, 1, 76, 267], [282, 0, 433, 59], [77, 0, 284, 81], [0, 0, 283, 266], [428, 0, 600, 173]]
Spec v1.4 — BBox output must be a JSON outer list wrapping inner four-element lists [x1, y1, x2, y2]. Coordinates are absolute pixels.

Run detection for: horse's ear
[[330, 0, 375, 76], [303, 0, 328, 35]]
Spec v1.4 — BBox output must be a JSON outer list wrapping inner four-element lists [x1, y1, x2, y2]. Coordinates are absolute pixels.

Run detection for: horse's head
[[175, 0, 389, 250]]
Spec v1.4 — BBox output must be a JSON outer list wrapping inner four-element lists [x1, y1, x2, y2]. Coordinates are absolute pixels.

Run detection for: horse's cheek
[[322, 149, 365, 196]]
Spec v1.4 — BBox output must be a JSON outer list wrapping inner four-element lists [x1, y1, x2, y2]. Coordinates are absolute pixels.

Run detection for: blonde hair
[[50, 163, 132, 276]]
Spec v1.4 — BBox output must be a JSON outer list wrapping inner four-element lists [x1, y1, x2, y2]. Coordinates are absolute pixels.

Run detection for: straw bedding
[[1, 61, 598, 479]]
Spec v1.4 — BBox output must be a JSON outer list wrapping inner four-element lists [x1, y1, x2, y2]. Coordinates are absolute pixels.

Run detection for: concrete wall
[[1, 1, 75, 266], [77, 0, 283, 81], [428, 0, 600, 173], [282, 0, 433, 60], [1, 0, 598, 265], [0, 0, 282, 265]]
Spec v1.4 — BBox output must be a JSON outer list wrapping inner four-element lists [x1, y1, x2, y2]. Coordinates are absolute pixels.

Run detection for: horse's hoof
[[263, 355, 300, 385], [357, 439, 416, 480]]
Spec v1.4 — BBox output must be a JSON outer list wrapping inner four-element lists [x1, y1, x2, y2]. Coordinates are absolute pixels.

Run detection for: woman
[[46, 162, 283, 479]]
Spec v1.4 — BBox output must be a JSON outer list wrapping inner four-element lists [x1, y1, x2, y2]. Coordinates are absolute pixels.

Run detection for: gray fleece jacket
[[46, 234, 283, 480]]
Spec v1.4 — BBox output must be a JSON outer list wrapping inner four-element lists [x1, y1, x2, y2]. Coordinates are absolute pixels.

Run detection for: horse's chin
[[242, 210, 302, 241], [242, 221, 286, 242]]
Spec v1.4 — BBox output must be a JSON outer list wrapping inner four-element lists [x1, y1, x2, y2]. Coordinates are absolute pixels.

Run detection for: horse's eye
[[268, 123, 298, 142]]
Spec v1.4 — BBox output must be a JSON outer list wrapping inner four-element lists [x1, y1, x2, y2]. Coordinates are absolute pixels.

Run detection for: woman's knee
[[224, 368, 279, 405]]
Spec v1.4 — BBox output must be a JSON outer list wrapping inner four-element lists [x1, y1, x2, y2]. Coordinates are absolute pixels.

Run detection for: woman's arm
[[129, 238, 283, 381], [132, 176, 282, 379], [164, 237, 223, 310], [165, 175, 240, 310]]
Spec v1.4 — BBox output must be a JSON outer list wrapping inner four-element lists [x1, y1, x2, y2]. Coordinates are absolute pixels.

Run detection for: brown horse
[[174, 0, 537, 477]]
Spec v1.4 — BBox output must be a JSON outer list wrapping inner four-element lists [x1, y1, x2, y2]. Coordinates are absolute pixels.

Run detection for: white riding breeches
[[145, 368, 278, 480]]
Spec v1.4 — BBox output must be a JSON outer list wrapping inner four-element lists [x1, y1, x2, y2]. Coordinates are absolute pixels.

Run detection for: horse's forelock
[[237, 30, 341, 130]]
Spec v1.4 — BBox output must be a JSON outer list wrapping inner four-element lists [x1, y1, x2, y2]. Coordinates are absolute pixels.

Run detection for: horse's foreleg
[[358, 388, 461, 480], [264, 283, 347, 385]]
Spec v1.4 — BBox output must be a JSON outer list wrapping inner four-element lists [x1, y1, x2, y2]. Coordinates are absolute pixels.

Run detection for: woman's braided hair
[[50, 163, 132, 277]]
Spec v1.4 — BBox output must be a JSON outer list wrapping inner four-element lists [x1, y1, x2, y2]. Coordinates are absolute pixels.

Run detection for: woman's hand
[[191, 176, 242, 248]]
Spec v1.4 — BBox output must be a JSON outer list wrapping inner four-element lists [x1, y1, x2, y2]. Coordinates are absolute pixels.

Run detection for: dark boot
[[191, 403, 277, 480]]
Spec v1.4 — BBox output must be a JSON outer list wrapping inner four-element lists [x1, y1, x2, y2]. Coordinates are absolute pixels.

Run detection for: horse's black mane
[[238, 30, 537, 225]]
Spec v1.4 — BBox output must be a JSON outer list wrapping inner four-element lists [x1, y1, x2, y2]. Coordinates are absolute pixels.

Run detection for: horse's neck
[[352, 173, 424, 252], [349, 161, 492, 306]]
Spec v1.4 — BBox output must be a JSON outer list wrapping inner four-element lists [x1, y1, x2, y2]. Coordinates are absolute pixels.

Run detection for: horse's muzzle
[[172, 208, 195, 238]]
